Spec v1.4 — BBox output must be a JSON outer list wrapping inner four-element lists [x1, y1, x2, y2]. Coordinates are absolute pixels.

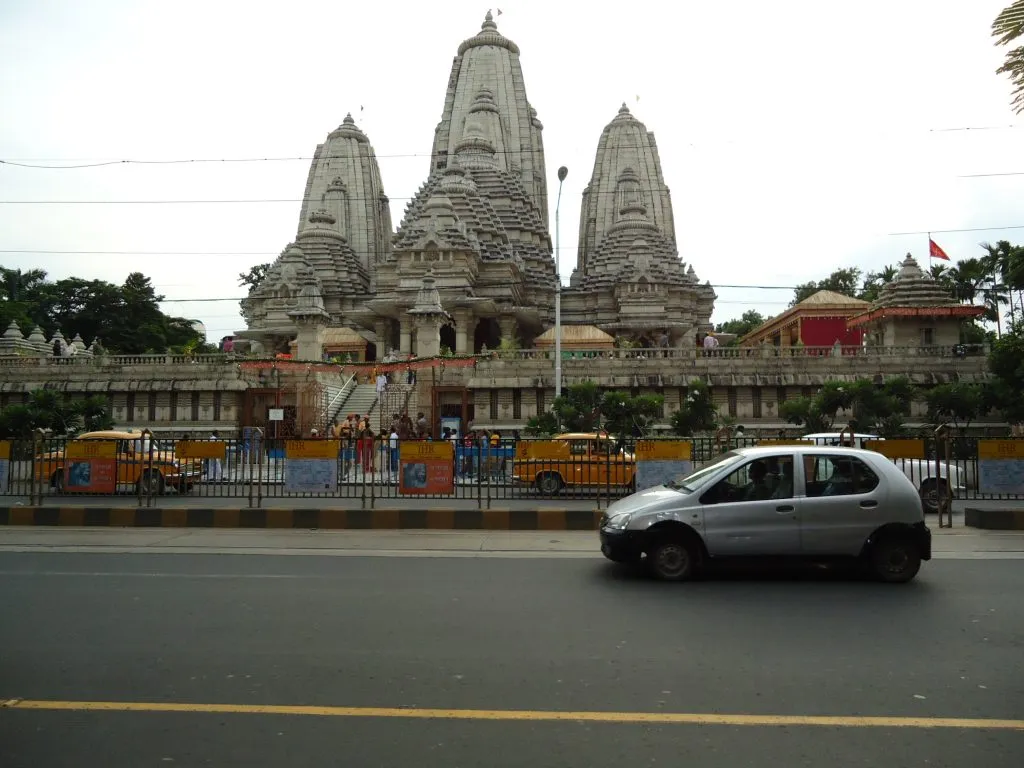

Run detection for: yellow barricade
[[65, 441, 117, 459], [400, 441, 453, 461], [636, 440, 692, 461], [285, 440, 338, 460]]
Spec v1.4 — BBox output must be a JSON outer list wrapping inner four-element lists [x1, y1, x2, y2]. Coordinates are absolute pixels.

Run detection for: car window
[[569, 440, 589, 456], [667, 451, 742, 492], [804, 455, 879, 497], [701, 455, 795, 504]]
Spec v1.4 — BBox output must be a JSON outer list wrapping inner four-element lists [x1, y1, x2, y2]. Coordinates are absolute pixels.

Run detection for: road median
[[0, 506, 603, 531]]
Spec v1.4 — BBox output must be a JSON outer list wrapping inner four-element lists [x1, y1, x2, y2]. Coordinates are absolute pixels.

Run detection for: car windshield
[[666, 451, 743, 492]]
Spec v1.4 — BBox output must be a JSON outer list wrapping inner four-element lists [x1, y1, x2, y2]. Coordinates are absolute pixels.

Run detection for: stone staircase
[[321, 375, 356, 428], [337, 383, 379, 425], [377, 384, 416, 432]]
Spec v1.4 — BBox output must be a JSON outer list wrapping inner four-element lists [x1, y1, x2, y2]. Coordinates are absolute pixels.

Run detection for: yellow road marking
[[2, 700, 1022, 730]]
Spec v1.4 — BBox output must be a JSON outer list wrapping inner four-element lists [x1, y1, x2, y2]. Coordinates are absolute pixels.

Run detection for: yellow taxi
[[512, 432, 636, 494], [35, 430, 203, 494]]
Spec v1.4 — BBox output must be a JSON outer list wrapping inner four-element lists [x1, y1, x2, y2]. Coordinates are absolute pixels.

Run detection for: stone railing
[[489, 344, 990, 362], [0, 352, 242, 368]]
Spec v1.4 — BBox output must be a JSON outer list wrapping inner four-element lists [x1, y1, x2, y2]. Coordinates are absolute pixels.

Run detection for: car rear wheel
[[869, 537, 922, 583], [919, 478, 949, 513], [535, 472, 563, 495], [647, 537, 697, 582], [137, 471, 165, 496]]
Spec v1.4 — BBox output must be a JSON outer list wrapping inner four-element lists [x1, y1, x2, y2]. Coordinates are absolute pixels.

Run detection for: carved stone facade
[[564, 105, 715, 344], [849, 254, 985, 347]]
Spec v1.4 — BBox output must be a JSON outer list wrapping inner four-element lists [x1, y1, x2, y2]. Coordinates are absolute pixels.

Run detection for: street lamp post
[[554, 166, 568, 400]]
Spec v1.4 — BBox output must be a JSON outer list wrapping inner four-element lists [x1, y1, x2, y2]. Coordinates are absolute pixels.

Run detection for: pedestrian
[[353, 413, 364, 472], [416, 411, 428, 438], [207, 430, 223, 482], [388, 426, 400, 482], [360, 421, 375, 475]]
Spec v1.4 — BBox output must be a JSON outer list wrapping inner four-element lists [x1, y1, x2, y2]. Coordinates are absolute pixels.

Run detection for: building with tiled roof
[[739, 290, 870, 349], [848, 254, 984, 347]]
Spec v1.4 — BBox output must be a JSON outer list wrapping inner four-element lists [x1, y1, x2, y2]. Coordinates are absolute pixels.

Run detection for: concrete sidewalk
[[0, 525, 1021, 559]]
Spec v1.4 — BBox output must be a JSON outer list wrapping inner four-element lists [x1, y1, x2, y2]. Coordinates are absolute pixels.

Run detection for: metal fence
[[2, 435, 1022, 509]]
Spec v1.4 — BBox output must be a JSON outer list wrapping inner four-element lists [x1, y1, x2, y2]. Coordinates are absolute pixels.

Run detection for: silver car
[[599, 445, 932, 583]]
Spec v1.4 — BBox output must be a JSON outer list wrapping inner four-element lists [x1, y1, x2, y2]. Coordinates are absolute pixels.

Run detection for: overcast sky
[[1, 0, 1021, 342]]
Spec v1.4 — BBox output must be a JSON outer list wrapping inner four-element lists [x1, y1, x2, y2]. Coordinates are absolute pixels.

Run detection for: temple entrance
[[440, 324, 456, 355], [473, 318, 501, 352], [364, 342, 377, 362]]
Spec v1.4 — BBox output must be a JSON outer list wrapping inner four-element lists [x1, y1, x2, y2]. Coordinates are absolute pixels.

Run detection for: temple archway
[[439, 325, 456, 355], [473, 318, 501, 352], [364, 342, 377, 362]]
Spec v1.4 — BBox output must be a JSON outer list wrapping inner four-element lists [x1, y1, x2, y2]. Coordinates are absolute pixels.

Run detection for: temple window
[[921, 327, 934, 345]]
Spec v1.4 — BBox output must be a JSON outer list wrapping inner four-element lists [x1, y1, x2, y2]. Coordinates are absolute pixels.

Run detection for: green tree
[[0, 391, 113, 439], [922, 383, 985, 429], [551, 382, 603, 432], [670, 379, 719, 436], [715, 310, 765, 340], [523, 411, 559, 436], [0, 266, 202, 354], [790, 267, 863, 306], [859, 264, 898, 303], [983, 240, 1024, 327], [993, 0, 1024, 114], [600, 391, 663, 438], [239, 263, 272, 291], [988, 322, 1024, 423], [778, 396, 832, 433], [777, 377, 914, 436]]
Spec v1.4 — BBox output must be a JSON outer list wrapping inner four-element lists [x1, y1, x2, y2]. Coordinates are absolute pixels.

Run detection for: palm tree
[[0, 267, 47, 302], [982, 240, 1024, 326], [993, 1, 1024, 114]]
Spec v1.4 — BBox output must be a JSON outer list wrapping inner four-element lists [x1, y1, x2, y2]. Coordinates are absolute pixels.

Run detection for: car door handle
[[776, 505, 795, 513], [860, 500, 878, 508]]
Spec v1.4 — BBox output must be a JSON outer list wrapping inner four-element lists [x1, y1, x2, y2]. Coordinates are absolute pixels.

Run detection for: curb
[[965, 507, 1024, 530], [0, 507, 604, 531]]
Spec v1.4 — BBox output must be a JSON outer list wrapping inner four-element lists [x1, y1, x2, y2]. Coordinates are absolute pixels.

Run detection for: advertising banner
[[864, 439, 926, 459], [635, 440, 692, 491], [0, 440, 10, 492], [284, 440, 338, 493], [64, 440, 117, 494], [978, 440, 1024, 495], [399, 441, 454, 495]]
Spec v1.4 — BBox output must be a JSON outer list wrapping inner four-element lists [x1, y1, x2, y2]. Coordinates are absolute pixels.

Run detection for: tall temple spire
[[297, 113, 392, 278], [575, 103, 676, 276], [430, 13, 549, 224]]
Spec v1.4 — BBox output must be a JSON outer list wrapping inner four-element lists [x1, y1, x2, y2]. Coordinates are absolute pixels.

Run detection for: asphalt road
[[1, 552, 1022, 767]]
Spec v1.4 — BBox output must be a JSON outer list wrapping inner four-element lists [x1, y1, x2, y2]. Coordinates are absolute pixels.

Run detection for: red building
[[738, 290, 869, 349]]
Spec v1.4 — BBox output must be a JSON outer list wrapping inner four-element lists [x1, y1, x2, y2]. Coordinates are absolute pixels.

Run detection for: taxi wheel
[[647, 538, 696, 582], [869, 537, 922, 584], [919, 479, 949, 513], [535, 472, 563, 495], [137, 471, 165, 496]]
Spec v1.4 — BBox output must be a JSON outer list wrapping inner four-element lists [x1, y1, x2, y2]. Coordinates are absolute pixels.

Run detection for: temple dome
[[431, 13, 548, 223]]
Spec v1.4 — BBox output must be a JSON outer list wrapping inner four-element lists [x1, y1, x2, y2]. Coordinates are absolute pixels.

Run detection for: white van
[[801, 433, 968, 512]]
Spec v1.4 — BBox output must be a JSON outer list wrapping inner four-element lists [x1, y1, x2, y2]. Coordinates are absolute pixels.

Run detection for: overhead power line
[[1, 124, 1020, 168]]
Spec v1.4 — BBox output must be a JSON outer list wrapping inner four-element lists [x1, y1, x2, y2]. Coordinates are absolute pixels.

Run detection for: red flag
[[929, 238, 950, 261]]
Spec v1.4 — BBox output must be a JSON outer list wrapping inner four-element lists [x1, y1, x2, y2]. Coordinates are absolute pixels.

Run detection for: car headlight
[[604, 512, 632, 530]]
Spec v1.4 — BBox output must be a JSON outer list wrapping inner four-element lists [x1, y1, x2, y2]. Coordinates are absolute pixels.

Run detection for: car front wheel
[[919, 478, 950, 513], [647, 538, 697, 581], [137, 471, 165, 496], [869, 537, 922, 583], [535, 472, 563, 495]]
